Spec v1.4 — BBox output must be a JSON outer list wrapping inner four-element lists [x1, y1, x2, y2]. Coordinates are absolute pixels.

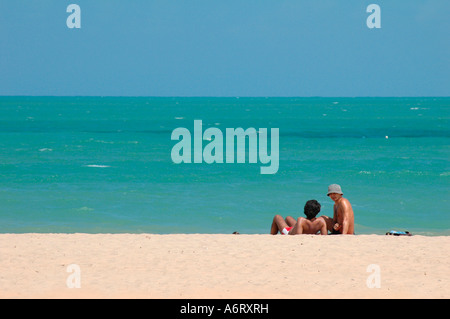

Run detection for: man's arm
[[332, 204, 338, 224]]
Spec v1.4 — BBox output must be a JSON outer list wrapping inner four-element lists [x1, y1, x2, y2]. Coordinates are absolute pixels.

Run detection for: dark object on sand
[[386, 230, 412, 236]]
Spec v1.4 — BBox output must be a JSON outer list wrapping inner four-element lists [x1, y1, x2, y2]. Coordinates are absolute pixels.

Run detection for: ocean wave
[[84, 164, 110, 168]]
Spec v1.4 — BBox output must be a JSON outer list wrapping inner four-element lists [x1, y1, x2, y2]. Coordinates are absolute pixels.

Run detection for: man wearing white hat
[[320, 184, 355, 235]]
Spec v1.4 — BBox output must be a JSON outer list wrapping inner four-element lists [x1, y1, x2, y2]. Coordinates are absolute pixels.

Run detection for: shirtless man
[[320, 184, 355, 235], [270, 199, 328, 235]]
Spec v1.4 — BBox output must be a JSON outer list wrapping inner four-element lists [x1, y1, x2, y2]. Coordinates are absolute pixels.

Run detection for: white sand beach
[[0, 234, 448, 299]]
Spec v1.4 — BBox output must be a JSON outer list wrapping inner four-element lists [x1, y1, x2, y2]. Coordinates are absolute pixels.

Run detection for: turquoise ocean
[[0, 97, 448, 235]]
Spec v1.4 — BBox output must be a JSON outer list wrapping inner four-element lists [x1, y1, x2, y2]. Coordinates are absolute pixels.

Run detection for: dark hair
[[304, 200, 321, 220]]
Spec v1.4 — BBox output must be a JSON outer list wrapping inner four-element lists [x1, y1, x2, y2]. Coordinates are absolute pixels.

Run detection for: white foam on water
[[84, 164, 110, 168]]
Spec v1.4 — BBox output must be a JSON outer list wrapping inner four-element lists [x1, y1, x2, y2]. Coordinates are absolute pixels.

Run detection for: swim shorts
[[281, 226, 294, 235]]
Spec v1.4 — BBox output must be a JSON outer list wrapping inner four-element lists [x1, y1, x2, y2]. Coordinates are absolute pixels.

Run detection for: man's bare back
[[294, 217, 328, 235]]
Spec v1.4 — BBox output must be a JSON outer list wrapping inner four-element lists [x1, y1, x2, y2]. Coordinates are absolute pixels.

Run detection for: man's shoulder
[[312, 218, 326, 225], [341, 197, 352, 205]]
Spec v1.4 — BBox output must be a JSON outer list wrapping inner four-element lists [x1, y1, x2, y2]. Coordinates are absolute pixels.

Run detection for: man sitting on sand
[[320, 184, 355, 235], [270, 200, 327, 235]]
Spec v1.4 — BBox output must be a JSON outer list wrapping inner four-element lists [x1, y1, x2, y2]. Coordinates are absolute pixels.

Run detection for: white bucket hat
[[327, 184, 343, 196]]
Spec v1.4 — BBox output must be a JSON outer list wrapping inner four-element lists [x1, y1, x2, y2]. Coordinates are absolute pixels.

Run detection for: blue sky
[[0, 0, 449, 97]]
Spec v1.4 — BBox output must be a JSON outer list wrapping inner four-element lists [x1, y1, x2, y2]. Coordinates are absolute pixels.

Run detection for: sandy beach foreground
[[0, 234, 448, 299]]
